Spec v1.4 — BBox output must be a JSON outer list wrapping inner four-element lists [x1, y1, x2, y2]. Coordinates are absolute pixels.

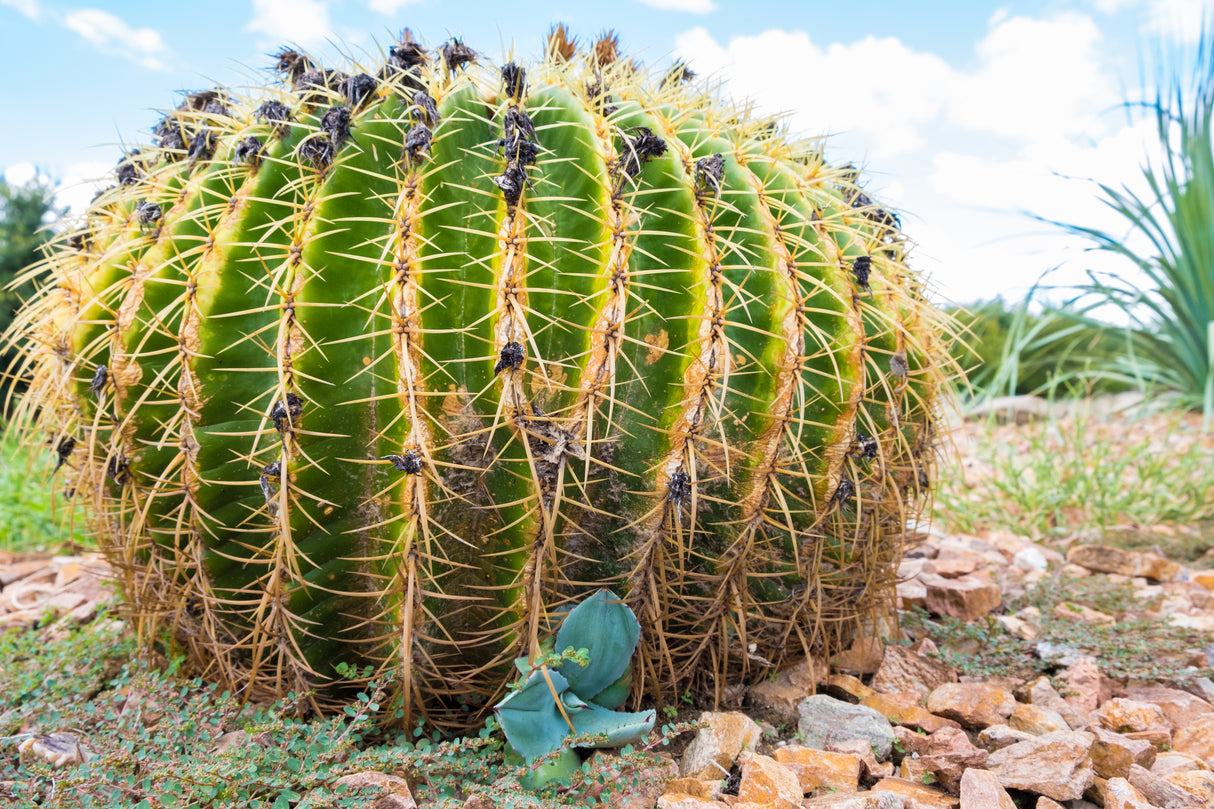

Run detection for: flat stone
[[748, 657, 824, 726], [1098, 698, 1172, 735], [0, 559, 51, 586], [871, 777, 960, 809], [870, 645, 957, 700], [737, 750, 802, 806], [656, 794, 722, 809], [797, 695, 896, 760], [926, 683, 1015, 730], [833, 637, 885, 676], [823, 738, 886, 781], [1166, 770, 1214, 803], [1013, 546, 1050, 572], [1009, 703, 1070, 736], [679, 711, 762, 779], [1173, 713, 1214, 768], [772, 746, 861, 793], [861, 692, 959, 734], [802, 793, 908, 808], [1090, 727, 1157, 778], [1066, 544, 1181, 582], [1053, 601, 1114, 625], [976, 724, 1035, 752], [986, 730, 1096, 802], [1022, 676, 1090, 731], [958, 768, 1015, 809], [1104, 777, 1156, 809], [1035, 799, 1066, 809], [897, 579, 928, 611], [332, 772, 416, 809], [964, 395, 1051, 424], [657, 778, 721, 801], [1127, 763, 1205, 808], [820, 673, 874, 703], [1121, 686, 1214, 730], [1151, 752, 1210, 777], [923, 574, 1002, 622]]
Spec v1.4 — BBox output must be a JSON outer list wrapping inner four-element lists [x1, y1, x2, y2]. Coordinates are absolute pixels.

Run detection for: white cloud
[[1, 0, 41, 21], [62, 9, 168, 70], [639, 0, 717, 12], [674, 27, 952, 159], [55, 161, 113, 218], [3, 162, 38, 187], [368, 0, 423, 13], [1143, 0, 1209, 42], [246, 0, 334, 48]]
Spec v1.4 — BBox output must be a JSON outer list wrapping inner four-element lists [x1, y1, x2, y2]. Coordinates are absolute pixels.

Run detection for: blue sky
[[1, 0, 1209, 305]]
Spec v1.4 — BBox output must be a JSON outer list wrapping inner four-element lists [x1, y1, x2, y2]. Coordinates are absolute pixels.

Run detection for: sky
[[1, 0, 1210, 307]]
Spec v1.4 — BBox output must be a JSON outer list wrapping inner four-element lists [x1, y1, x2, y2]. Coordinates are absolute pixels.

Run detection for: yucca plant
[[2, 26, 950, 730]]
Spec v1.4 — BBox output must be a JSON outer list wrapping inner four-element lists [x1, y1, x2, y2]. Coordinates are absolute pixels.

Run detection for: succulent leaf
[[553, 589, 640, 700]]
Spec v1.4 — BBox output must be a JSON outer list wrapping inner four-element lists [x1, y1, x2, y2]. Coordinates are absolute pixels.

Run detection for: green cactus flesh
[[7, 29, 949, 728]]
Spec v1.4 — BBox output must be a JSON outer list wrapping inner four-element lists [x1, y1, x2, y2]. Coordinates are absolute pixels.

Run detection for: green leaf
[[587, 666, 632, 710], [493, 668, 571, 762], [560, 691, 655, 748], [553, 589, 639, 700]]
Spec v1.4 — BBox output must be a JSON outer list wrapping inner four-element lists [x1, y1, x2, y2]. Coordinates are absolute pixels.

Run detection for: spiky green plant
[[2, 27, 949, 730]]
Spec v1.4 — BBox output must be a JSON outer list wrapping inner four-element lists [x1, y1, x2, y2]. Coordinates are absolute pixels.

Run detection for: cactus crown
[[5, 26, 950, 730]]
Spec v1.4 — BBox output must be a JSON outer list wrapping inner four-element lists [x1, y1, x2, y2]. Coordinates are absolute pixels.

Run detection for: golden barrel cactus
[[5, 27, 949, 730]]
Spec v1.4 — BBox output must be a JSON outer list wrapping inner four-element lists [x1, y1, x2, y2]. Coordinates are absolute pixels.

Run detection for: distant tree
[[0, 176, 65, 410]]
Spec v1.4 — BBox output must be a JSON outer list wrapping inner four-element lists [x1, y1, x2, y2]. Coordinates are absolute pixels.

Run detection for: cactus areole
[[7, 27, 948, 729]]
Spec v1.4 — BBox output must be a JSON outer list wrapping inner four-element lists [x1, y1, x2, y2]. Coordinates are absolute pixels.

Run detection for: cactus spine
[[6, 27, 948, 729]]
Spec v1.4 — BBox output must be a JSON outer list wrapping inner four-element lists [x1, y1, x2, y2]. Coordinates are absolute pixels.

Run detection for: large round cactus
[[6, 27, 948, 729]]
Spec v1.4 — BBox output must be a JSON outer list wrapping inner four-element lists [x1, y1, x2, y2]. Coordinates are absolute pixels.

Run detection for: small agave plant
[[3, 24, 951, 731], [494, 589, 655, 784]]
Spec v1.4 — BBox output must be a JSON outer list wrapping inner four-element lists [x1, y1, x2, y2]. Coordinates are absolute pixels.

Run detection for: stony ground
[[3, 405, 1213, 808]]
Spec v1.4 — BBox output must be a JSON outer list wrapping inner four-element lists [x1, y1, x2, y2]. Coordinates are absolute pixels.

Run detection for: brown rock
[[930, 552, 979, 579], [1098, 698, 1172, 735], [1166, 770, 1214, 802], [1124, 728, 1174, 752], [1151, 752, 1209, 777], [918, 727, 988, 795], [899, 754, 932, 784], [679, 711, 762, 779], [985, 730, 1096, 802], [1090, 727, 1157, 778], [959, 768, 1015, 809], [834, 637, 886, 676], [1104, 777, 1156, 809], [976, 724, 1035, 752], [1053, 601, 1115, 625], [773, 746, 861, 793], [749, 658, 824, 725], [820, 673, 875, 703], [824, 739, 886, 781], [1009, 703, 1069, 736], [1035, 799, 1067, 809], [0, 559, 51, 586], [862, 692, 959, 734], [17, 733, 95, 767], [1062, 657, 1109, 716], [1121, 686, 1214, 730], [657, 794, 722, 809], [802, 794, 908, 808], [870, 646, 958, 700], [892, 726, 932, 758], [1066, 544, 1181, 581], [658, 778, 722, 801], [1127, 763, 1205, 808], [926, 683, 1015, 730], [923, 574, 1002, 621], [897, 579, 928, 611], [1173, 714, 1214, 768], [1023, 676, 1091, 730], [331, 772, 416, 809], [737, 750, 803, 806], [871, 777, 960, 809]]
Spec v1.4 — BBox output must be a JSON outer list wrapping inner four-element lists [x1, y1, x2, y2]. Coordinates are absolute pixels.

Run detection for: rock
[[869, 646, 957, 699], [1052, 601, 1115, 625], [964, 395, 1051, 424], [1066, 544, 1181, 582], [1181, 676, 1214, 706], [897, 579, 928, 611], [1127, 763, 1205, 808], [1089, 727, 1157, 778], [748, 657, 823, 725], [737, 750, 803, 806], [834, 637, 885, 676], [17, 733, 96, 767], [1104, 777, 1156, 809], [773, 746, 861, 793], [976, 724, 1035, 752], [797, 695, 897, 760], [1023, 676, 1090, 731], [923, 574, 1002, 621], [331, 772, 416, 809], [1098, 698, 1172, 735], [802, 793, 907, 808], [1121, 686, 1214, 730], [959, 768, 1015, 809], [657, 795, 722, 809], [1173, 714, 1214, 768], [679, 711, 762, 779], [820, 673, 874, 703], [861, 692, 959, 734], [995, 613, 1039, 641], [1123, 728, 1174, 752], [930, 550, 979, 579], [1151, 753, 1209, 777], [0, 559, 51, 586], [1035, 799, 1067, 809], [1166, 770, 1214, 803], [1192, 570, 1214, 591], [918, 726, 988, 794], [926, 683, 1015, 730], [986, 730, 1096, 802], [824, 738, 888, 781], [1061, 659, 1108, 716], [654, 778, 721, 801], [871, 777, 960, 809], [1013, 547, 1050, 573], [1009, 703, 1070, 736]]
